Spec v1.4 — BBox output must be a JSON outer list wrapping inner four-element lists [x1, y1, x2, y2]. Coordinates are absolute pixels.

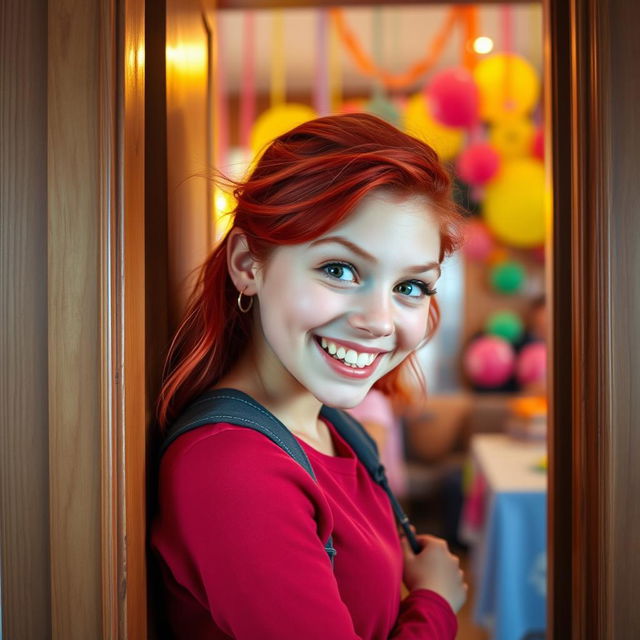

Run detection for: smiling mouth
[[315, 336, 381, 369]]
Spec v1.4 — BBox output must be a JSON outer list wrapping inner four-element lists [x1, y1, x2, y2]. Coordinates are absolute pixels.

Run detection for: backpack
[[159, 388, 421, 565]]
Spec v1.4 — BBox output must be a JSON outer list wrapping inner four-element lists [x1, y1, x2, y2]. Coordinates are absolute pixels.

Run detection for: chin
[[309, 382, 372, 411]]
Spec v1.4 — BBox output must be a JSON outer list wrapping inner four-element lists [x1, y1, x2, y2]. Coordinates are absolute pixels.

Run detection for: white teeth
[[356, 352, 369, 367], [318, 337, 380, 369]]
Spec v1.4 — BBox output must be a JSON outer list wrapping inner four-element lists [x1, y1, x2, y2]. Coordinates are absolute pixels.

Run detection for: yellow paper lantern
[[403, 93, 464, 161], [250, 103, 318, 159], [473, 53, 541, 122], [483, 159, 546, 248], [490, 117, 536, 159]]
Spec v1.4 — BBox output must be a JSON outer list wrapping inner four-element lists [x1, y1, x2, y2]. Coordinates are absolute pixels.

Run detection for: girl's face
[[251, 190, 442, 409]]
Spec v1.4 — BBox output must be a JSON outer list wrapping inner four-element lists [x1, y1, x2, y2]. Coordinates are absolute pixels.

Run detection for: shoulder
[[158, 422, 318, 499]]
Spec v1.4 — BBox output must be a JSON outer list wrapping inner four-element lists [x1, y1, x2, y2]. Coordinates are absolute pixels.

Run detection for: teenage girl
[[151, 113, 468, 639]]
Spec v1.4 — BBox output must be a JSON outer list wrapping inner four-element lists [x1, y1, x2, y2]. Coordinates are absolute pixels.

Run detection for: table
[[461, 433, 547, 640]]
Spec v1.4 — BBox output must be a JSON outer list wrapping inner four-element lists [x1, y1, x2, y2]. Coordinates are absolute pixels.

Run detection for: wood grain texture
[[48, 0, 102, 636], [544, 1, 577, 636], [122, 0, 148, 638], [606, 0, 640, 636], [0, 0, 52, 637], [546, 0, 640, 637]]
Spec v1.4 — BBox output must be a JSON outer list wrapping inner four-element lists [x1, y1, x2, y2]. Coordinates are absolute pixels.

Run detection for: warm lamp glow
[[214, 189, 235, 243], [473, 36, 494, 55], [166, 44, 207, 72]]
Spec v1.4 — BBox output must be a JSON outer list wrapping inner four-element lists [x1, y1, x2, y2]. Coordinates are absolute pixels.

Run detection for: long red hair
[[157, 113, 465, 428]]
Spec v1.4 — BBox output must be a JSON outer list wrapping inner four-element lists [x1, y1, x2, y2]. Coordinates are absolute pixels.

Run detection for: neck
[[215, 342, 324, 440]]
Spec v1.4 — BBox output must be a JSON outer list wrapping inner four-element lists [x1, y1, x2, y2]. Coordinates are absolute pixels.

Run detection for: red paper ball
[[462, 219, 494, 262], [457, 143, 501, 186], [516, 341, 547, 385], [426, 68, 479, 128], [464, 335, 516, 387]]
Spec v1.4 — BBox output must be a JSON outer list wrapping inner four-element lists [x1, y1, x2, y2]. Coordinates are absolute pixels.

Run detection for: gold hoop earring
[[237, 289, 253, 313]]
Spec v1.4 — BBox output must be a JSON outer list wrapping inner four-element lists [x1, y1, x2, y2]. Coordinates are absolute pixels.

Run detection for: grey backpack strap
[[320, 406, 421, 555], [160, 388, 337, 566]]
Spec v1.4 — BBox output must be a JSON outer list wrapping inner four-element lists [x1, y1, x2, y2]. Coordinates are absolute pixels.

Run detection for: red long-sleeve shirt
[[150, 417, 457, 639]]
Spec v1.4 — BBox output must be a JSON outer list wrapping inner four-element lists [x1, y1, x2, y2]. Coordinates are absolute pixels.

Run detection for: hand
[[401, 533, 468, 613]]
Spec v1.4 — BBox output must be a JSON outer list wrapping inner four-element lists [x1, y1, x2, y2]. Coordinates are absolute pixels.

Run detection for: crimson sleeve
[[157, 426, 457, 640]]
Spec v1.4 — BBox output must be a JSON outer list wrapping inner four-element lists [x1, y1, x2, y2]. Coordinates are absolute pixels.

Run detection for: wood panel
[[48, 0, 102, 635], [101, 0, 148, 637], [605, 1, 640, 635], [122, 0, 148, 637], [166, 0, 214, 327], [546, 0, 640, 637], [0, 0, 51, 637]]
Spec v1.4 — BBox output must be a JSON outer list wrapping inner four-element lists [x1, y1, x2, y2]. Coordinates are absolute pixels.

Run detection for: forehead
[[314, 191, 441, 260]]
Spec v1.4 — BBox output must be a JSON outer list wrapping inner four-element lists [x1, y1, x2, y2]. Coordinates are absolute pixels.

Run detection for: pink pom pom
[[426, 68, 479, 128], [457, 143, 501, 186], [532, 127, 544, 160], [464, 335, 515, 387], [516, 342, 547, 386], [462, 219, 494, 262]]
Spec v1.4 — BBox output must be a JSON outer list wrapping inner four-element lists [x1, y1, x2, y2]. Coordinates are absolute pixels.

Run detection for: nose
[[348, 290, 395, 338]]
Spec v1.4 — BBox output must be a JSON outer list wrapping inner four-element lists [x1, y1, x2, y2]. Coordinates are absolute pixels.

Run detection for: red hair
[[158, 113, 465, 428]]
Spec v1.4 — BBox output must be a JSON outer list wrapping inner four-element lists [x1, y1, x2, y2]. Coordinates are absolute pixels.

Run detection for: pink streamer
[[501, 5, 514, 53], [314, 10, 330, 116], [240, 11, 256, 151]]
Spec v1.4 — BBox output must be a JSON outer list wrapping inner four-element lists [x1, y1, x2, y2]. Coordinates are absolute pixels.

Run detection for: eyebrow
[[309, 235, 442, 278]]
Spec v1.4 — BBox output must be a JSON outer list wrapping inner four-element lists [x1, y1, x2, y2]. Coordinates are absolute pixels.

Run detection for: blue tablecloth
[[474, 491, 547, 640], [462, 434, 547, 640]]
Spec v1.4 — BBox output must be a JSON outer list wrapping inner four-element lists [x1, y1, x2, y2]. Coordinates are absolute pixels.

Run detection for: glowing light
[[166, 44, 207, 72], [213, 189, 235, 243], [473, 36, 494, 55]]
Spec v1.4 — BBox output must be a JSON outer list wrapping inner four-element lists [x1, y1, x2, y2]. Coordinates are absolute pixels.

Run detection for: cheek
[[397, 304, 431, 350], [260, 272, 342, 331]]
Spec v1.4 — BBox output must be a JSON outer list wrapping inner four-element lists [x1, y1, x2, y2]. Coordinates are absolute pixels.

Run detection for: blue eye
[[394, 280, 437, 298], [321, 262, 357, 282]]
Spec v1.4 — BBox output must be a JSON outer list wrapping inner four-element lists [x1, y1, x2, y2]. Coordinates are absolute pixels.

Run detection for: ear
[[226, 228, 260, 295]]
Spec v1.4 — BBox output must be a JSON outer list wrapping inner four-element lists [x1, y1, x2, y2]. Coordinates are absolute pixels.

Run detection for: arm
[[156, 426, 457, 640]]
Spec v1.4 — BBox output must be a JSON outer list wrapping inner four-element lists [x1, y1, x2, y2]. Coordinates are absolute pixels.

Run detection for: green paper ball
[[490, 261, 525, 294], [485, 311, 524, 343]]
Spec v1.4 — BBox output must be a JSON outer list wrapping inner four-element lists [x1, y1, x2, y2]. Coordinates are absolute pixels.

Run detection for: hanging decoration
[[456, 143, 501, 186], [516, 341, 547, 386], [490, 260, 526, 294], [473, 53, 540, 122], [485, 310, 525, 343], [330, 7, 478, 91], [239, 11, 256, 151], [483, 159, 545, 248], [464, 335, 516, 388], [314, 10, 330, 116], [425, 68, 479, 128], [365, 8, 400, 126], [462, 218, 494, 262], [489, 117, 536, 159], [250, 11, 318, 159]]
